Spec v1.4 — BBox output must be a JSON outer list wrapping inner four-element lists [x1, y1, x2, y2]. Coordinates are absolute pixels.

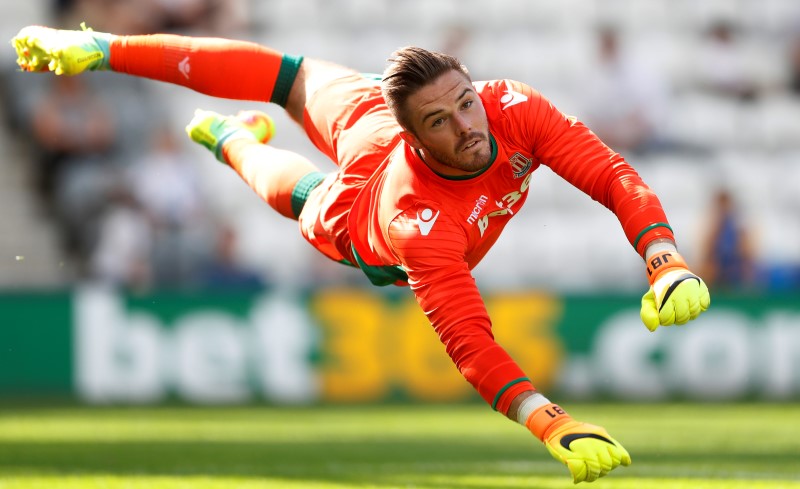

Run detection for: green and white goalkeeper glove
[[640, 250, 711, 332], [11, 23, 113, 75], [525, 401, 631, 483], [185, 109, 275, 163]]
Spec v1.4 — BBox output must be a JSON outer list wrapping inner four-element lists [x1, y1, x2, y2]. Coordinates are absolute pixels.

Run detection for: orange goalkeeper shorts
[[298, 73, 401, 265]]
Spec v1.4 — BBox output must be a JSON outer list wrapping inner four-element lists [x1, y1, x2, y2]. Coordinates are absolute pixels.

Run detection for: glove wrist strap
[[525, 402, 572, 442], [646, 251, 688, 285]]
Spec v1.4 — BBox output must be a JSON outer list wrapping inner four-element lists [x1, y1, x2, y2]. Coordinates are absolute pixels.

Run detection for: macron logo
[[417, 208, 440, 236], [500, 90, 528, 110], [178, 56, 191, 80]]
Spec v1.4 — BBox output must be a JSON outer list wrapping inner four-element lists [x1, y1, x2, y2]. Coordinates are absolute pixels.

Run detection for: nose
[[453, 113, 471, 135]]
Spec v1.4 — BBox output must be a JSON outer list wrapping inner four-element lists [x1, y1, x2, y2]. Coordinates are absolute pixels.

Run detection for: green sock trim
[[291, 171, 327, 218], [633, 222, 673, 252], [271, 54, 303, 107], [94, 32, 112, 71], [491, 377, 530, 411]]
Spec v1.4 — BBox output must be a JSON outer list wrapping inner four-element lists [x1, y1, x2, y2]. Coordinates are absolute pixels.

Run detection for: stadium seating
[[1, 0, 799, 290]]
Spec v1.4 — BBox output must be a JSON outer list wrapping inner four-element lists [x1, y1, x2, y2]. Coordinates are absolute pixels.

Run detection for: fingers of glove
[[546, 427, 630, 484], [674, 299, 692, 325], [566, 457, 594, 484], [568, 439, 615, 481], [699, 279, 711, 310], [660, 279, 706, 326], [610, 436, 632, 467], [640, 289, 660, 332], [657, 298, 677, 326], [544, 443, 591, 484], [595, 444, 615, 478]]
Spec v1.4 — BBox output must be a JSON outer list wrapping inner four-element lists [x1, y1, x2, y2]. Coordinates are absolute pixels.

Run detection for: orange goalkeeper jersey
[[348, 79, 673, 411], [102, 34, 672, 413]]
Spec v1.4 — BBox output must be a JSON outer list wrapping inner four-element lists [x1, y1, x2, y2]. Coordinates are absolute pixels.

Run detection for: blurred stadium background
[[1, 0, 799, 407]]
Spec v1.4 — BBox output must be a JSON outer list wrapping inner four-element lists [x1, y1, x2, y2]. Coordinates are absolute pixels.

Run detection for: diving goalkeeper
[[12, 25, 711, 483]]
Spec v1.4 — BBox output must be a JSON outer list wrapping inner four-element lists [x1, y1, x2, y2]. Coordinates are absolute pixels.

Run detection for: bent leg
[[283, 58, 358, 125], [223, 138, 326, 220]]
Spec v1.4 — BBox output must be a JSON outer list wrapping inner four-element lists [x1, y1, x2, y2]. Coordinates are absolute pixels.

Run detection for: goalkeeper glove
[[526, 402, 631, 484], [640, 250, 711, 332], [11, 23, 113, 75], [185, 109, 275, 164]]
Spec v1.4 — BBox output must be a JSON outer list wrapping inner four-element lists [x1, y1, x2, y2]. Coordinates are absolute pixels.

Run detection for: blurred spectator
[[57, 0, 161, 34], [694, 20, 758, 101], [28, 75, 120, 266], [126, 125, 207, 287], [199, 224, 267, 290], [579, 26, 672, 156], [29, 75, 116, 207], [56, 0, 249, 35], [696, 188, 758, 292], [89, 185, 153, 290], [786, 31, 800, 96], [151, 0, 251, 35]]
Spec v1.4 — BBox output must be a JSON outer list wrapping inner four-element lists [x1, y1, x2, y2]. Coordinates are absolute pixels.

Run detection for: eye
[[462, 100, 473, 110], [431, 117, 444, 127]]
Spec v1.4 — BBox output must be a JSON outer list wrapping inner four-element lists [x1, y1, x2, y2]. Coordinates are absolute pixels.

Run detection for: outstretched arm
[[507, 82, 710, 331], [388, 213, 630, 483]]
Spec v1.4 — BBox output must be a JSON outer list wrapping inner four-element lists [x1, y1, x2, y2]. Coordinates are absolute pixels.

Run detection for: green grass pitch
[[0, 403, 798, 488]]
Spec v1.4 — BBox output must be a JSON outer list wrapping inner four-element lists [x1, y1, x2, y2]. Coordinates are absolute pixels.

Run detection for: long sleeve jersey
[[349, 79, 673, 412], [101, 33, 672, 414]]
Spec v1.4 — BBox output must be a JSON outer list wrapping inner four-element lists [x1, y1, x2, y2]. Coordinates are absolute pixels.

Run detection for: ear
[[399, 129, 423, 150]]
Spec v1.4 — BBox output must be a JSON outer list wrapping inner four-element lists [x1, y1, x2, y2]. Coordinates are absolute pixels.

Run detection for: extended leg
[[108, 34, 357, 125]]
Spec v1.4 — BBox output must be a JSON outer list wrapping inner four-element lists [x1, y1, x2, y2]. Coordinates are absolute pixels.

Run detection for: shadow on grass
[[0, 440, 538, 489], [0, 438, 797, 488]]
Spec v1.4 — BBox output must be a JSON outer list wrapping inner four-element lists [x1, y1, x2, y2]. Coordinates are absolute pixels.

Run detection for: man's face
[[402, 70, 491, 175]]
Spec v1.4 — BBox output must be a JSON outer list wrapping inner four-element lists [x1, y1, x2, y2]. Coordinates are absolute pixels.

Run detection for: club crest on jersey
[[509, 152, 532, 178]]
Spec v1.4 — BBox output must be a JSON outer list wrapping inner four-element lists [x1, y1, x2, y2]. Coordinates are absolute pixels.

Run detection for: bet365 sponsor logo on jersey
[[469, 172, 533, 236]]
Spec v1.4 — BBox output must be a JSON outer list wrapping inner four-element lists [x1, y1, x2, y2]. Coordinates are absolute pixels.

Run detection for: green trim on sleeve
[[633, 222, 673, 252], [271, 54, 304, 107], [351, 244, 408, 287], [290, 171, 327, 218], [491, 377, 530, 411]]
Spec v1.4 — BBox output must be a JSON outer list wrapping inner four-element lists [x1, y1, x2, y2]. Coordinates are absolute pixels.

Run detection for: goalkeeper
[[12, 25, 710, 483]]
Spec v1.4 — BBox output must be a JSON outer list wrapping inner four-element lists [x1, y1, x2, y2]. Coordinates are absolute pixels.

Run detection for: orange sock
[[109, 34, 303, 106], [223, 138, 324, 219]]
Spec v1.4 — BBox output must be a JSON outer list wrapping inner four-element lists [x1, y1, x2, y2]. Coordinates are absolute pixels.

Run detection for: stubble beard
[[426, 132, 491, 174]]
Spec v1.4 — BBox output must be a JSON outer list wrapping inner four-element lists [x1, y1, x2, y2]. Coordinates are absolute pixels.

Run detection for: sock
[[291, 172, 327, 218], [223, 139, 323, 219], [109, 34, 302, 106]]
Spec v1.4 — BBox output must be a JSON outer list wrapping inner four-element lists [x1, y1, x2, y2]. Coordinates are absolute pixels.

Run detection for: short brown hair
[[381, 46, 470, 131]]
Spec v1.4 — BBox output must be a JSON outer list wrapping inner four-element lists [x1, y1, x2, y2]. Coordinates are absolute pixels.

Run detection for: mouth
[[460, 137, 484, 152]]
